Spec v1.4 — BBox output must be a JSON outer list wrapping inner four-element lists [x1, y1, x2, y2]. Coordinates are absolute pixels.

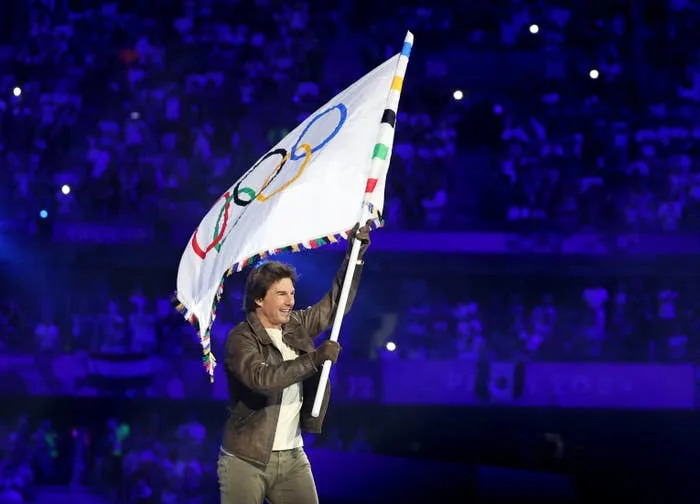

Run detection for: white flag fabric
[[175, 35, 412, 379]]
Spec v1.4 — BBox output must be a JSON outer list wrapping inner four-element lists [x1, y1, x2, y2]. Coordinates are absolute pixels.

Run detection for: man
[[217, 222, 371, 503]]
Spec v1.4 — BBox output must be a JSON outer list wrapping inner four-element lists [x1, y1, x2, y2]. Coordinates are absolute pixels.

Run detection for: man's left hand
[[347, 219, 372, 259]]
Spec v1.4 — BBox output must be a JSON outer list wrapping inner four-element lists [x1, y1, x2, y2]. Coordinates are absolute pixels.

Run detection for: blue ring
[[290, 103, 347, 160]]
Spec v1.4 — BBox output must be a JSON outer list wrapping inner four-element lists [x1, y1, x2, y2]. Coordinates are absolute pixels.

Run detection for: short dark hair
[[243, 261, 297, 312]]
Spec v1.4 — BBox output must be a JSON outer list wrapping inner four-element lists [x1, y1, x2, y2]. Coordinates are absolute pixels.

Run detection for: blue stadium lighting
[[39, 209, 48, 219]]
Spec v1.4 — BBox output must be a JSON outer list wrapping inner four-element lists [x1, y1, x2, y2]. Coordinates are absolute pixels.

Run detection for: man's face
[[256, 277, 295, 329]]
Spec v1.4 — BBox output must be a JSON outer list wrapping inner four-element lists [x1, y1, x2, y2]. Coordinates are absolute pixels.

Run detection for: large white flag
[[175, 32, 413, 379]]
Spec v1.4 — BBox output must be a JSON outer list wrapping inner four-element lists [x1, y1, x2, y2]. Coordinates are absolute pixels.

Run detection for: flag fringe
[[171, 213, 384, 381]]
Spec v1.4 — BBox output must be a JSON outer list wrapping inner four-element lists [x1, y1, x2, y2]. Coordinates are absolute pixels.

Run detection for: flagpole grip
[[311, 208, 369, 417]]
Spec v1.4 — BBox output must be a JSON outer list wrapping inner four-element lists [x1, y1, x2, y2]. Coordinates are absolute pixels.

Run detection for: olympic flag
[[175, 32, 414, 381]]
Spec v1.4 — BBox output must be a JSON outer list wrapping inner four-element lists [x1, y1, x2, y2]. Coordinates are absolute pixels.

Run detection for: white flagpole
[[311, 31, 414, 417]]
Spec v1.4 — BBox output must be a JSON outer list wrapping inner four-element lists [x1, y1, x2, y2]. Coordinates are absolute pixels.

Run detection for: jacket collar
[[246, 311, 274, 345], [245, 311, 313, 353]]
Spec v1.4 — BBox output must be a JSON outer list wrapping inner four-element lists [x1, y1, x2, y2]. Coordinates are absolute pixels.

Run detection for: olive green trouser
[[217, 447, 319, 504]]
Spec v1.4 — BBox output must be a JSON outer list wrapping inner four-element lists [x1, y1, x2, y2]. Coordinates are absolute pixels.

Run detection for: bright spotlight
[[529, 24, 539, 34], [589, 69, 599, 79], [452, 89, 464, 101], [61, 184, 71, 195], [385, 341, 397, 352], [39, 209, 48, 219], [12, 86, 21, 97]]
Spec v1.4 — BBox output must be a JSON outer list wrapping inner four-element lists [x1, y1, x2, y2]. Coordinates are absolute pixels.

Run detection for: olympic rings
[[289, 103, 347, 161], [191, 191, 233, 259], [256, 143, 311, 201], [233, 148, 287, 206], [192, 103, 348, 260]]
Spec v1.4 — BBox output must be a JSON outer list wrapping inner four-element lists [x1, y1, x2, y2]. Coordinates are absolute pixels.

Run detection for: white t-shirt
[[266, 328, 304, 451]]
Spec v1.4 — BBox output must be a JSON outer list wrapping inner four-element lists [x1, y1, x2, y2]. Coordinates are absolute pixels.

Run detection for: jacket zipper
[[263, 340, 284, 462]]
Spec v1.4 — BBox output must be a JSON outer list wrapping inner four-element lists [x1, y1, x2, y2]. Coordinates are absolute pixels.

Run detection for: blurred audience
[[0, 408, 375, 503], [374, 276, 698, 364], [1, 0, 699, 233]]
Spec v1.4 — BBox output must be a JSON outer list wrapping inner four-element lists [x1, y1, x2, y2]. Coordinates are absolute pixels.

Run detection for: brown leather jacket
[[221, 255, 364, 466]]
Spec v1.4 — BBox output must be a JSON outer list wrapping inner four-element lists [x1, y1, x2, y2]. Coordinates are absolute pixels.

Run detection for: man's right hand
[[312, 340, 341, 367]]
